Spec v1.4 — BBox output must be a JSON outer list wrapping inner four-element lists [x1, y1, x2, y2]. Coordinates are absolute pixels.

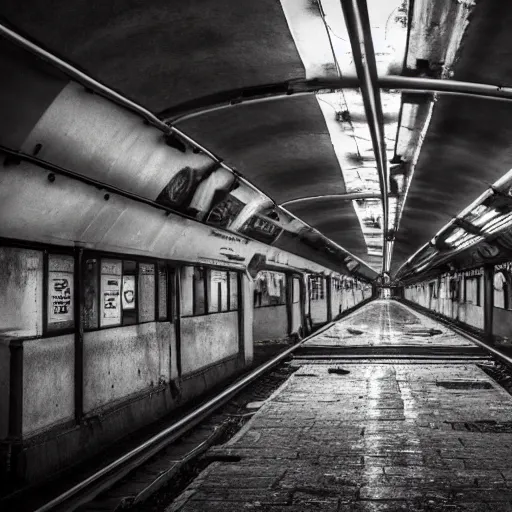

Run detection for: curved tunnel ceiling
[[3, 0, 512, 282], [286, 196, 365, 257], [391, 0, 512, 278], [0, 0, 306, 111]]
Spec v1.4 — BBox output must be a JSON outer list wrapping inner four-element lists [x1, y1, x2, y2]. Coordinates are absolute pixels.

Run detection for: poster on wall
[[48, 271, 73, 323], [102, 277, 121, 320], [122, 275, 136, 310]]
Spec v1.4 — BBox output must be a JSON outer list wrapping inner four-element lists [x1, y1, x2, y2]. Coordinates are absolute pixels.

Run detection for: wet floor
[[166, 360, 512, 511], [159, 303, 512, 511], [305, 300, 474, 347]]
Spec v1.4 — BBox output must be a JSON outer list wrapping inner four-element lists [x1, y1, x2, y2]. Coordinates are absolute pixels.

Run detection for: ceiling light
[[472, 209, 499, 227]]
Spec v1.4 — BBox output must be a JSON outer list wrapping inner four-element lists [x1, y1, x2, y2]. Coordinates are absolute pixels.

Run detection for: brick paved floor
[[167, 303, 512, 512]]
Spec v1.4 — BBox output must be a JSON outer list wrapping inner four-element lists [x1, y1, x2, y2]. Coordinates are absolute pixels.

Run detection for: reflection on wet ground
[[305, 300, 474, 347], [177, 363, 512, 511]]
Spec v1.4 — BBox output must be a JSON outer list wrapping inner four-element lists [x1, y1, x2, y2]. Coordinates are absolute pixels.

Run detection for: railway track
[[5, 302, 512, 512], [0, 316, 344, 512]]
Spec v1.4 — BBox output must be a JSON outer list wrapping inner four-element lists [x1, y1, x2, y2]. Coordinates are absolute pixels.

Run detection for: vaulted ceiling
[[2, 0, 512, 282]]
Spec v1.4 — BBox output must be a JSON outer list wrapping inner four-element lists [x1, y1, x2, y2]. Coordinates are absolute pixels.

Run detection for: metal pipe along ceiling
[[163, 77, 512, 123], [339, 0, 390, 274], [280, 192, 384, 206]]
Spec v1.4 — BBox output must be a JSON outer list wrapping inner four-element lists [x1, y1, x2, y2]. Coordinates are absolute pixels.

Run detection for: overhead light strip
[[396, 168, 512, 279]]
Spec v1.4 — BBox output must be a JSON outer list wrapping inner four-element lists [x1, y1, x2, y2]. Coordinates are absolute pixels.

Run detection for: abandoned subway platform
[[157, 301, 512, 512], [5, 0, 512, 510]]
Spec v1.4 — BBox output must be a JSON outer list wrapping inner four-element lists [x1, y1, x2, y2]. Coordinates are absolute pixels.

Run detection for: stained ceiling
[[2, 0, 512, 282]]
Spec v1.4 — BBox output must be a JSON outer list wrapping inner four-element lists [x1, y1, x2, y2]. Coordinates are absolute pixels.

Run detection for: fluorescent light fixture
[[444, 228, 466, 245], [472, 209, 499, 227], [484, 213, 512, 235]]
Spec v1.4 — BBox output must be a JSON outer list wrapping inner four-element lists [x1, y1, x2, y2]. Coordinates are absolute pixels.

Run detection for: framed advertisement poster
[[122, 275, 136, 310], [100, 260, 122, 327], [138, 263, 155, 322], [239, 215, 282, 244], [49, 272, 73, 322], [47, 254, 74, 330], [206, 193, 245, 228]]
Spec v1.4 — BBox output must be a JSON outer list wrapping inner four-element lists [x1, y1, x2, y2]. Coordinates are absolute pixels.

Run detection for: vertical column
[[326, 276, 333, 323], [484, 264, 494, 344], [8, 341, 23, 439], [74, 247, 84, 424], [175, 269, 182, 377], [286, 274, 293, 335], [240, 273, 253, 366], [8, 340, 23, 477]]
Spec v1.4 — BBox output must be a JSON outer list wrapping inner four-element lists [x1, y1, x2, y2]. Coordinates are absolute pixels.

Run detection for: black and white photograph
[[1, 1, 512, 511]]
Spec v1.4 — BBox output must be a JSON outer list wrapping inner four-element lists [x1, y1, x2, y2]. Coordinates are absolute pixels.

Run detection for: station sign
[[48, 255, 74, 326]]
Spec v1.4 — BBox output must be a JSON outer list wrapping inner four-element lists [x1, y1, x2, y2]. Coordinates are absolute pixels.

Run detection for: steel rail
[[12, 17, 512, 282], [292, 354, 489, 361], [0, 2, 493, 133], [379, 75, 512, 100], [0, 149, 375, 283], [389, 100, 435, 277], [29, 303, 370, 512], [160, 78, 358, 122], [0, 23, 273, 223], [339, 0, 389, 274], [0, 146, 203, 222], [0, 21, 380, 281], [0, 146, 376, 281], [445, 324, 512, 367]]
